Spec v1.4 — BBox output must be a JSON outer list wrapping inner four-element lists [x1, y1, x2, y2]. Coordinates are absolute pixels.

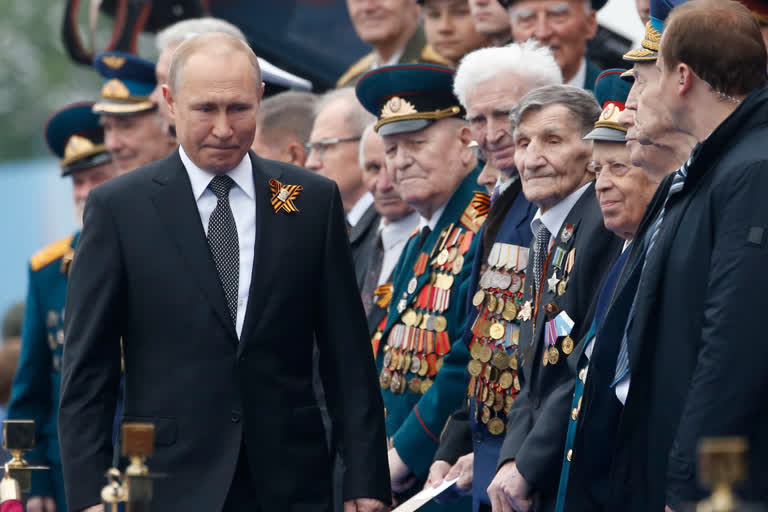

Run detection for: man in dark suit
[[59, 33, 390, 512], [485, 85, 622, 512], [607, 2, 768, 510]]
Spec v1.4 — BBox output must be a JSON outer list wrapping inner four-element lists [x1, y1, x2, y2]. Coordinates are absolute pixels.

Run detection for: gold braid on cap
[[375, 96, 461, 132]]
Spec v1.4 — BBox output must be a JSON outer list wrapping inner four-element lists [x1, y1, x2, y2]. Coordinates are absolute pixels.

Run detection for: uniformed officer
[[356, 63, 488, 510], [92, 51, 176, 174], [553, 69, 658, 512], [7, 102, 120, 512], [339, 0, 453, 87]]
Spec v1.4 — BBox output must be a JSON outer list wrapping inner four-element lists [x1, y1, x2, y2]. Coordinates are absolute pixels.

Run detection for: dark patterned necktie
[[207, 175, 239, 324], [533, 223, 551, 294]]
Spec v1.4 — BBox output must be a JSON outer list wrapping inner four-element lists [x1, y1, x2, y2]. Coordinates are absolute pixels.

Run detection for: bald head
[[168, 32, 262, 95]]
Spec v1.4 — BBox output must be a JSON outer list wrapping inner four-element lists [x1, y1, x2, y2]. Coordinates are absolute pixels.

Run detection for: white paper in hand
[[392, 478, 460, 512]]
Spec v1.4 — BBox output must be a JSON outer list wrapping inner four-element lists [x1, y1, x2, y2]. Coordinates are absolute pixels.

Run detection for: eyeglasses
[[304, 136, 362, 157], [587, 161, 632, 178]]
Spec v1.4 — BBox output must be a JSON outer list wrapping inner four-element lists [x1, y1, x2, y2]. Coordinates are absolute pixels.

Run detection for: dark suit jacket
[[350, 202, 380, 290], [59, 150, 390, 512], [499, 183, 622, 512], [610, 84, 768, 511]]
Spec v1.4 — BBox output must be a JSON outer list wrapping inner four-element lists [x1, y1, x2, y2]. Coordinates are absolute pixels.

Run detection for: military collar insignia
[[269, 179, 303, 214]]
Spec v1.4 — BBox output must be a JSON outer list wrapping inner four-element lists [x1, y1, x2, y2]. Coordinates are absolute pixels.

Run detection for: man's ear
[[163, 85, 175, 121], [678, 63, 694, 96], [286, 141, 308, 167]]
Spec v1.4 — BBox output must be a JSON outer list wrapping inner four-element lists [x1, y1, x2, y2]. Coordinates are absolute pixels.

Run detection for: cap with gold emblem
[[584, 69, 632, 142], [624, 0, 688, 62], [44, 102, 112, 176], [92, 51, 157, 115], [355, 64, 464, 136]]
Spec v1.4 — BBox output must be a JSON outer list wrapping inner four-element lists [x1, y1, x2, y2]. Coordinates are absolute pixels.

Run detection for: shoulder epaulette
[[460, 192, 491, 233], [416, 45, 455, 68], [336, 53, 376, 88], [30, 235, 75, 272]]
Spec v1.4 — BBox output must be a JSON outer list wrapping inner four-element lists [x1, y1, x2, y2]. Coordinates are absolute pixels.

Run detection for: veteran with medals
[[8, 102, 119, 512], [356, 64, 488, 509], [424, 42, 563, 512], [552, 70, 658, 512], [486, 85, 622, 512]]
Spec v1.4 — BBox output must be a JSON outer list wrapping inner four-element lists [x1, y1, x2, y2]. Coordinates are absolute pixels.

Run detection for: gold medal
[[486, 294, 498, 313], [489, 322, 505, 340], [557, 279, 567, 296], [562, 336, 574, 355], [419, 358, 429, 377], [505, 395, 515, 413], [420, 378, 433, 394], [543, 351, 549, 366], [481, 405, 491, 424], [400, 352, 410, 371], [488, 417, 505, 435], [409, 377, 422, 394], [447, 247, 458, 263], [437, 249, 450, 266], [480, 321, 492, 338], [548, 346, 560, 365], [472, 290, 485, 307], [484, 388, 496, 407], [470, 343, 483, 360], [400, 373, 408, 393], [479, 345, 493, 363], [495, 297, 505, 315], [467, 359, 483, 376], [502, 301, 518, 321], [452, 255, 464, 275], [433, 315, 448, 333], [499, 371, 513, 389], [493, 392, 504, 412], [442, 274, 455, 289], [492, 351, 510, 370], [510, 352, 518, 370], [513, 375, 521, 391]]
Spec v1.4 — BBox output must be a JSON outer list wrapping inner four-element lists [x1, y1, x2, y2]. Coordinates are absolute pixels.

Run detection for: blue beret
[[93, 51, 157, 115]]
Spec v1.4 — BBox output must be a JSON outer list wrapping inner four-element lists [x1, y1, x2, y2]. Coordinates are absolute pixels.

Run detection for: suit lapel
[[349, 204, 378, 246], [150, 151, 238, 340]]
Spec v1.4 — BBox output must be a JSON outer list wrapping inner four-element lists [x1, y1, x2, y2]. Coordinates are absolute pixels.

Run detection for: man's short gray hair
[[508, 0, 592, 24], [155, 17, 246, 52], [510, 85, 600, 136], [453, 41, 562, 108], [315, 87, 376, 137], [257, 91, 317, 145], [358, 122, 378, 169]]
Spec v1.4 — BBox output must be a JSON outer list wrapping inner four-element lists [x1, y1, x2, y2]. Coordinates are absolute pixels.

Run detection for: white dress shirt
[[417, 202, 448, 234], [180, 146, 255, 339], [529, 182, 591, 250], [347, 192, 374, 228], [378, 212, 420, 286], [567, 58, 588, 89]]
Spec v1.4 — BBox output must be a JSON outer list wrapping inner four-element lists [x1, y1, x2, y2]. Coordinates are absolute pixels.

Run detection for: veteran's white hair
[[453, 41, 563, 108]]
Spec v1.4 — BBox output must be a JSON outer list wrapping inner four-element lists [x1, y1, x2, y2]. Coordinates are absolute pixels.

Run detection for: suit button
[[231, 410, 242, 423]]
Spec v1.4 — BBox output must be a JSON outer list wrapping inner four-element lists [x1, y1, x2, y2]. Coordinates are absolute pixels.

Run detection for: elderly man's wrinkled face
[[423, 0, 490, 63], [469, 0, 511, 38], [633, 61, 678, 147], [465, 71, 529, 174], [383, 119, 474, 217], [167, 51, 262, 174], [347, 0, 419, 46], [102, 111, 174, 173], [509, 0, 596, 83], [592, 140, 657, 239], [361, 128, 414, 222], [514, 104, 592, 211]]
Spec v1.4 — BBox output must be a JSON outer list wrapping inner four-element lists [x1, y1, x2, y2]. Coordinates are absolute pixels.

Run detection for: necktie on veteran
[[533, 222, 551, 295], [207, 175, 239, 324], [417, 225, 432, 250], [613, 158, 691, 385]]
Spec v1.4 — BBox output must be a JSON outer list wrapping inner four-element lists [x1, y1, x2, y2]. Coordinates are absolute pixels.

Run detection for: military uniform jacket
[[336, 26, 453, 88], [8, 233, 77, 506], [611, 84, 768, 511], [377, 167, 487, 479], [499, 183, 621, 511]]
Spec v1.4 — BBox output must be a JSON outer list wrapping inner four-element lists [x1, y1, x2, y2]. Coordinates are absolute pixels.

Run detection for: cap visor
[[584, 127, 627, 142], [378, 118, 432, 136]]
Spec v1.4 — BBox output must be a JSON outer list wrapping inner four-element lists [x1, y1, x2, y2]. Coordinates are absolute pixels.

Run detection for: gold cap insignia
[[101, 78, 131, 100], [102, 56, 126, 70], [623, 21, 661, 61], [381, 96, 418, 119], [61, 135, 107, 168], [594, 103, 627, 132]]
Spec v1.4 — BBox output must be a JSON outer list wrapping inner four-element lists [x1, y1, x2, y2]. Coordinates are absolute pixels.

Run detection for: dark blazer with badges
[[378, 167, 487, 481], [499, 183, 622, 512], [350, 203, 381, 290], [610, 85, 768, 511], [59, 150, 390, 512], [8, 233, 78, 510]]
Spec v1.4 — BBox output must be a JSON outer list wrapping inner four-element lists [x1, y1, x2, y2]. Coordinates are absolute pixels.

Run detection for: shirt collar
[[347, 192, 374, 227], [418, 202, 448, 233], [530, 181, 591, 239], [496, 172, 520, 195], [380, 211, 420, 251], [566, 57, 588, 89], [180, 146, 254, 200]]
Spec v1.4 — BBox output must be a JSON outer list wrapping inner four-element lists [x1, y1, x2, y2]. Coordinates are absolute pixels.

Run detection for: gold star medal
[[269, 179, 303, 214]]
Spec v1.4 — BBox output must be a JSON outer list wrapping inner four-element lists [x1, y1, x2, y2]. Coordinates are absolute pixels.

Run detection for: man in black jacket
[[609, 1, 768, 510]]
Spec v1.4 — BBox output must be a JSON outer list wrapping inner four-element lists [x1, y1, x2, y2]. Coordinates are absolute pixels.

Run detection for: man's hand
[[80, 506, 103, 512], [26, 497, 56, 512], [343, 498, 387, 512], [445, 453, 473, 494], [487, 461, 532, 512], [388, 447, 416, 493], [426, 460, 452, 488]]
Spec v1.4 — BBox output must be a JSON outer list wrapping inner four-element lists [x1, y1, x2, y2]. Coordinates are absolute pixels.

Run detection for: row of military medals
[[467, 243, 529, 436], [536, 233, 576, 368], [380, 223, 474, 395]]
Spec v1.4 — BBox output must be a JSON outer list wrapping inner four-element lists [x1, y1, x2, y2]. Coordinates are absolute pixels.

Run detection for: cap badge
[[381, 96, 417, 119], [101, 79, 131, 100], [101, 56, 126, 70]]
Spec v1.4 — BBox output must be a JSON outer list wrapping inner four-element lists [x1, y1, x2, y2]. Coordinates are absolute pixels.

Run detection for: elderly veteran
[[424, 42, 562, 512], [485, 85, 622, 512], [356, 63, 488, 510], [8, 102, 119, 512], [497, 0, 606, 91], [93, 52, 176, 174], [552, 69, 657, 512]]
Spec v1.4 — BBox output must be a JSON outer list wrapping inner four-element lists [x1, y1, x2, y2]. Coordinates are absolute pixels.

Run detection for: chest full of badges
[[467, 243, 529, 436]]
